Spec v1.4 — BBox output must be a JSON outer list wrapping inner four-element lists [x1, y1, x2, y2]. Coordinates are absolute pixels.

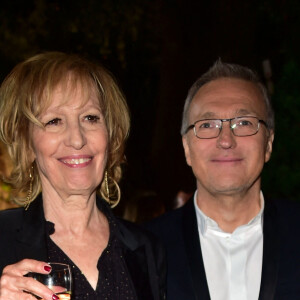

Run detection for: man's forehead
[[193, 77, 261, 99], [188, 78, 266, 119], [199, 108, 256, 119]]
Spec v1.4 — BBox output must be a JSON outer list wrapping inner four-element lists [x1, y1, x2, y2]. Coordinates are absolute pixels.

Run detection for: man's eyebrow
[[235, 108, 254, 116], [197, 112, 217, 119]]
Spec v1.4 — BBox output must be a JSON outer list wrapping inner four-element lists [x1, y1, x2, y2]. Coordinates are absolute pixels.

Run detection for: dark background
[[0, 0, 299, 216]]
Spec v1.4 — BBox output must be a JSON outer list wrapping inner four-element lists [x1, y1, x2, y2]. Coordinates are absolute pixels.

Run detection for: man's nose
[[64, 122, 87, 150], [216, 122, 237, 149]]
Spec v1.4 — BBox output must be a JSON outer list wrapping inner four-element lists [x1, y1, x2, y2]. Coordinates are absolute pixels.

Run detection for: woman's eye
[[85, 115, 100, 123], [45, 118, 61, 126]]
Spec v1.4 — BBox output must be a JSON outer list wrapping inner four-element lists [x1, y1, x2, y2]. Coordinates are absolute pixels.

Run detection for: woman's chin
[[58, 182, 98, 197]]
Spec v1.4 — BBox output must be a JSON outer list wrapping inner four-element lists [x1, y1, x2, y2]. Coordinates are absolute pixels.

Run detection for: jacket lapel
[[182, 200, 211, 300], [259, 199, 280, 300], [123, 245, 154, 300], [15, 195, 48, 262], [99, 198, 158, 300]]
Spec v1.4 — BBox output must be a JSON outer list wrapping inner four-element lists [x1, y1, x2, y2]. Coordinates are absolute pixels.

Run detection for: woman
[[0, 52, 166, 300]]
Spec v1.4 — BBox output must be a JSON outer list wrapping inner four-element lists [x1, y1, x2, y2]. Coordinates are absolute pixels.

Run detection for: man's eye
[[238, 120, 252, 126], [85, 115, 100, 123], [199, 122, 213, 129], [45, 118, 61, 126]]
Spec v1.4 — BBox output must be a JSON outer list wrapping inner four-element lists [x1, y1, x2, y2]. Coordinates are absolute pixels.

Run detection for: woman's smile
[[59, 155, 93, 168]]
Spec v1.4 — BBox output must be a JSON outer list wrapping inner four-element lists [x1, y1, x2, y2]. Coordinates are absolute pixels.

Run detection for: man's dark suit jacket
[[0, 195, 166, 300], [146, 198, 300, 300]]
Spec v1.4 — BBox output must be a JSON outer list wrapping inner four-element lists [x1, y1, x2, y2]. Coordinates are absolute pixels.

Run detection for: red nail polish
[[44, 265, 51, 272], [52, 294, 59, 300]]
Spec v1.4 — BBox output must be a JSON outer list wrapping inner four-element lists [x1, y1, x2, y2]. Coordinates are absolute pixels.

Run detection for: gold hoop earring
[[105, 170, 110, 203], [102, 170, 120, 207], [24, 166, 33, 210]]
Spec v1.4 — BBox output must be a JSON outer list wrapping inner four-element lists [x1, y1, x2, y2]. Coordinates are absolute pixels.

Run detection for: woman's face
[[30, 82, 108, 199]]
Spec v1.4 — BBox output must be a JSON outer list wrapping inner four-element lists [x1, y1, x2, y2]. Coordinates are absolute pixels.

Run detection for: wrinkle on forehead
[[199, 108, 257, 120], [188, 78, 267, 122]]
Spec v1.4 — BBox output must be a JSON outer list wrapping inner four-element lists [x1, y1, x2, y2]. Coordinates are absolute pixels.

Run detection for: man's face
[[182, 78, 274, 197]]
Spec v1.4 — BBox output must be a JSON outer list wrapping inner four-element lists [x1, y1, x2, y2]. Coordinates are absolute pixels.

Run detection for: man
[[146, 60, 300, 300]]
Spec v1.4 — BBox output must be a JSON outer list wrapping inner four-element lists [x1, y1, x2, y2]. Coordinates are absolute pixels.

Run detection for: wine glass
[[27, 262, 72, 299]]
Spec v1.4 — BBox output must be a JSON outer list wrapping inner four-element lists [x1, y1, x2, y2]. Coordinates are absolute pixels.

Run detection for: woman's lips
[[58, 156, 93, 168]]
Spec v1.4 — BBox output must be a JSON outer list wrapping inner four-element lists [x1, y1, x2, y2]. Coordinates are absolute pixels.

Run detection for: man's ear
[[265, 130, 274, 163], [182, 135, 192, 166]]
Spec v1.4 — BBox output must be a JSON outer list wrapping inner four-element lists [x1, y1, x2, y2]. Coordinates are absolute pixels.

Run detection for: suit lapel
[[16, 195, 48, 262], [259, 199, 280, 300], [182, 200, 211, 300]]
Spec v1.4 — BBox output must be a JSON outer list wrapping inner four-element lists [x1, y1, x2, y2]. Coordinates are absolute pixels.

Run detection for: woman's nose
[[64, 122, 87, 150]]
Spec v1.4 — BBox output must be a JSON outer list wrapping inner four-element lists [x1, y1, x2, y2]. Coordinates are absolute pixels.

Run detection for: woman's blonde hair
[[0, 52, 130, 207]]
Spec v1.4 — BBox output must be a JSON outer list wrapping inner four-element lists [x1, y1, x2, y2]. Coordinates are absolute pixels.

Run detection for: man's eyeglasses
[[185, 116, 268, 139]]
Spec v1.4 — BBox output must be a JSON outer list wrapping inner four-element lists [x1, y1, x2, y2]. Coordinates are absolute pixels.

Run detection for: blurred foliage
[[0, 0, 160, 74], [0, 182, 11, 202], [0, 181, 19, 209], [257, 0, 300, 200], [0, 142, 17, 208], [262, 60, 300, 200], [258, 0, 300, 61]]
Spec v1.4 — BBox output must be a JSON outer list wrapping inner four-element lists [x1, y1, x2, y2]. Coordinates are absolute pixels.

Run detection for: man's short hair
[[181, 59, 275, 135]]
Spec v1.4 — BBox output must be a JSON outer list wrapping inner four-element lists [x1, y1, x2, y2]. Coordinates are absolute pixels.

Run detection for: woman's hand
[[0, 259, 59, 300]]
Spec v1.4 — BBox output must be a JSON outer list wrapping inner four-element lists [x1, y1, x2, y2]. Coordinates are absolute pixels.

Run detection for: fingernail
[[52, 294, 59, 300], [44, 265, 52, 272]]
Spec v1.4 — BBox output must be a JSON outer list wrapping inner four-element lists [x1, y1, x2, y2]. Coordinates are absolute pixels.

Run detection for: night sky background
[[0, 0, 299, 218]]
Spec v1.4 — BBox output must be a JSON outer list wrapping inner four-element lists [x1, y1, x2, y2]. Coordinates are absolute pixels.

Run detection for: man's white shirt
[[194, 191, 264, 300]]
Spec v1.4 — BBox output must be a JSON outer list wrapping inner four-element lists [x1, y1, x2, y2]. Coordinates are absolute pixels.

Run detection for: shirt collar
[[194, 190, 265, 236]]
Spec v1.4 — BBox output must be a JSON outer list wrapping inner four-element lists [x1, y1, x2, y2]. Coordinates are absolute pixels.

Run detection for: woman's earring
[[102, 170, 120, 207], [100, 171, 121, 208], [105, 170, 110, 204], [24, 166, 33, 210]]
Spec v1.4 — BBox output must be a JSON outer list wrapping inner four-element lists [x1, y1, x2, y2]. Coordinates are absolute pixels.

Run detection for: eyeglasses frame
[[185, 116, 268, 139]]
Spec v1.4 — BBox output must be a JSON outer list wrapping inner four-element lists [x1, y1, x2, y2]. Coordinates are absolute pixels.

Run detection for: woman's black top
[[0, 195, 166, 299], [46, 207, 137, 300]]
